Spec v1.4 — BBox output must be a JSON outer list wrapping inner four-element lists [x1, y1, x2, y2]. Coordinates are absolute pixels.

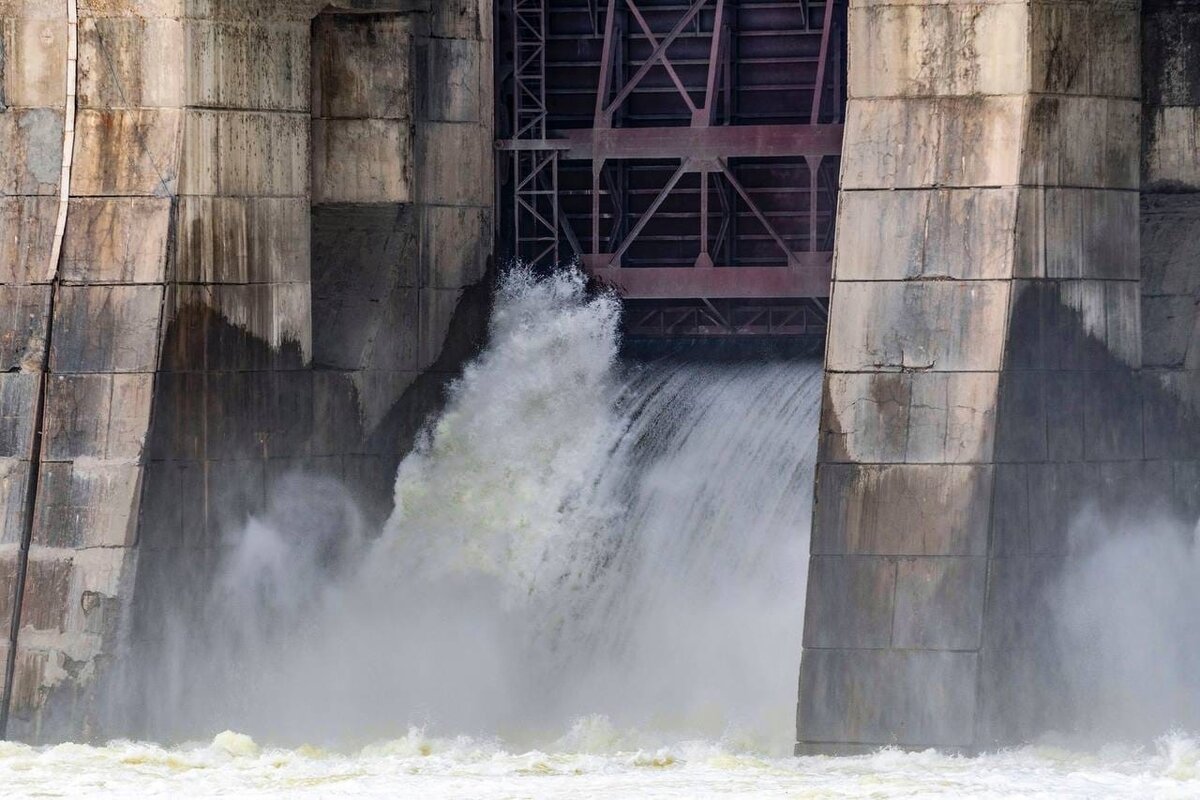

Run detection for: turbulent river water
[[3, 728, 1200, 798], [8, 269, 1200, 797]]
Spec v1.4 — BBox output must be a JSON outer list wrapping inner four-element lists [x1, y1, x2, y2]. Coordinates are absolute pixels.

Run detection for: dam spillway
[[119, 270, 824, 747], [0, 0, 1196, 768]]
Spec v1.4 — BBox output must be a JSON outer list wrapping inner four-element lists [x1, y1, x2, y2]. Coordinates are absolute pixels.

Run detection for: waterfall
[[135, 268, 821, 753]]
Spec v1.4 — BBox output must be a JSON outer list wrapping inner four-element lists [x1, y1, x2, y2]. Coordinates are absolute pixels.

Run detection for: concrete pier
[[797, 0, 1200, 752], [0, 0, 493, 740], [1142, 0, 1200, 446]]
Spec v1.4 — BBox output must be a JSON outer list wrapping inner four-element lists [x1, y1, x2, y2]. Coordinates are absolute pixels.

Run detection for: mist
[[114, 269, 1200, 755], [1050, 508, 1200, 741], [123, 269, 821, 752]]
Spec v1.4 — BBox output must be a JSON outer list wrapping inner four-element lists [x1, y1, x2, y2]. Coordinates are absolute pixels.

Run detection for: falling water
[[14, 269, 1200, 797], [131, 268, 821, 751]]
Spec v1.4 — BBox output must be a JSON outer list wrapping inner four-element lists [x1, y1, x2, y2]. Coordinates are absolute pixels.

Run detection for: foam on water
[[3, 727, 1200, 798]]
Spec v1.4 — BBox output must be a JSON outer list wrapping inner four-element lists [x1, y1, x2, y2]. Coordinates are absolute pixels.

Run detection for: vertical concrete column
[[798, 0, 1141, 751], [0, 0, 314, 739], [4, 0, 192, 739], [309, 10, 423, 516], [1141, 0, 1200, 508], [0, 0, 495, 740], [0, 0, 67, 727], [162, 1, 313, 523], [415, 0, 494, 370], [130, 1, 315, 734], [979, 0, 1143, 744], [309, 0, 495, 385], [308, 0, 494, 517]]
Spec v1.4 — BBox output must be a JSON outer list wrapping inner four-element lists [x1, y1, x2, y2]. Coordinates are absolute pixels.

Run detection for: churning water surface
[[5, 269, 1200, 798]]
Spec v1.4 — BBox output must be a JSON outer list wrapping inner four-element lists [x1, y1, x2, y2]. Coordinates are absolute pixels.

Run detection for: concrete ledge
[[1, 17, 68, 108], [0, 375, 39, 459], [1015, 188, 1139, 280], [0, 108, 63, 196], [0, 286, 51, 371], [842, 97, 1023, 189], [1021, 96, 1139, 189], [418, 121, 491, 206], [1143, 107, 1200, 191], [836, 189, 1018, 281], [77, 17, 186, 109], [312, 118, 411, 203], [176, 196, 310, 284], [61, 197, 172, 284], [50, 285, 164, 374], [312, 13, 412, 120], [42, 374, 153, 460], [179, 110, 307, 197], [0, 196, 57, 284], [1004, 279, 1142, 370], [32, 461, 142, 549], [893, 557, 987, 649]]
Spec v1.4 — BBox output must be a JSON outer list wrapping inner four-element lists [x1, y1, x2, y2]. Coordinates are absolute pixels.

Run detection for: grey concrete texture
[[797, 0, 1200, 753], [819, 371, 998, 465], [798, 648, 979, 749], [0, 0, 495, 741], [1143, 0, 1200, 192], [811, 464, 992, 556]]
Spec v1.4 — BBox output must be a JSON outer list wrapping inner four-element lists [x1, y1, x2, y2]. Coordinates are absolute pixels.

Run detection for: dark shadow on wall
[[1142, 0, 1200, 195], [311, 204, 421, 375], [108, 267, 492, 741], [977, 280, 1200, 746]]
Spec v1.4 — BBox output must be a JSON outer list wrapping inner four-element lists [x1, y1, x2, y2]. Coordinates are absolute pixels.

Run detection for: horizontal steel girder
[[585, 257, 832, 300], [496, 123, 845, 162]]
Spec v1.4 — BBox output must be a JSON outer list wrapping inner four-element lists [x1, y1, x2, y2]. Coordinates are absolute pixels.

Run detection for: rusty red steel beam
[[524, 123, 845, 161], [715, 157, 799, 265], [584, 259, 833, 300], [609, 159, 690, 260], [699, 0, 726, 125], [598, 0, 711, 124], [623, 0, 698, 114], [811, 0, 836, 123]]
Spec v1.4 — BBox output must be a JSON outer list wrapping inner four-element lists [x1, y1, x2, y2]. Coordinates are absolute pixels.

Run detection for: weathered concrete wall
[[310, 7, 492, 435], [0, 0, 493, 741], [1142, 0, 1200, 420], [0, 0, 71, 737], [796, 0, 1176, 752]]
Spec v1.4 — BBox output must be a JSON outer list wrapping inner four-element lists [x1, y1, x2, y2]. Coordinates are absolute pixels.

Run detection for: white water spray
[[1051, 509, 1200, 740], [21, 270, 1200, 798], [140, 268, 821, 751]]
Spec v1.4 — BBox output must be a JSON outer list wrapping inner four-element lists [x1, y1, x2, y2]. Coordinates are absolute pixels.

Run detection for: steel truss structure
[[509, 0, 561, 266], [497, 0, 846, 335]]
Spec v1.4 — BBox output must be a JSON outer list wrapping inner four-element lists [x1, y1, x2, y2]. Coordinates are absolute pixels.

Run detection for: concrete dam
[[0, 0, 1197, 764]]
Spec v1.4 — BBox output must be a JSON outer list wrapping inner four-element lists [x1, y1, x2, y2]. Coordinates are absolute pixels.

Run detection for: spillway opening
[[115, 268, 822, 753]]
